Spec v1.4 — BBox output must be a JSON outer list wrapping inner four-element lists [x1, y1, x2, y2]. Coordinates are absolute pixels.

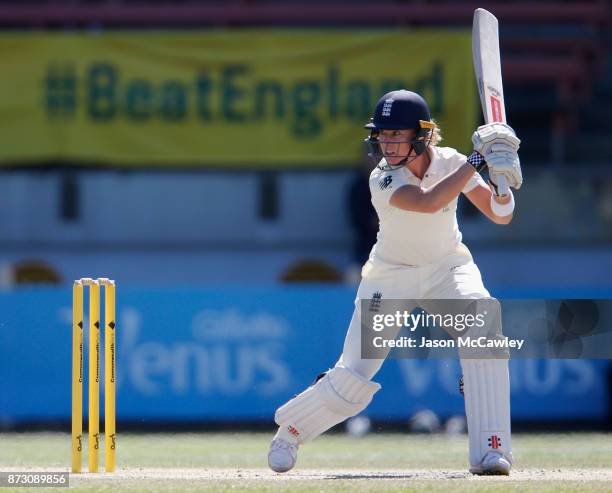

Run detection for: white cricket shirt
[[366, 146, 486, 270]]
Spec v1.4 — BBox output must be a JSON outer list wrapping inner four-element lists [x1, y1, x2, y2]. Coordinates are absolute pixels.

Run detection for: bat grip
[[496, 175, 510, 197]]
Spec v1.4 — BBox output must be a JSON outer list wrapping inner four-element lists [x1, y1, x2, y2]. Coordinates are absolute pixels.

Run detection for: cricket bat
[[472, 8, 509, 197]]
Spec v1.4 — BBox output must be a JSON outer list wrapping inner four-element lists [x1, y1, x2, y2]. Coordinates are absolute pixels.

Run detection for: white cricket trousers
[[336, 245, 513, 467]]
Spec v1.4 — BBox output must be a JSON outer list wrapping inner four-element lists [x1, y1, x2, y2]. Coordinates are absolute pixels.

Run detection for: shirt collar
[[423, 146, 441, 178], [402, 146, 440, 183]]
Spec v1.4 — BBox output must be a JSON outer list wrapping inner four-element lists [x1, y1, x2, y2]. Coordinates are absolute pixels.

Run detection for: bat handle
[[496, 174, 510, 197]]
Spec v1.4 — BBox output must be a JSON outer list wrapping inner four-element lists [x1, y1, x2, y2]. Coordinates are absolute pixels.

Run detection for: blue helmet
[[364, 90, 436, 168], [365, 90, 431, 131]]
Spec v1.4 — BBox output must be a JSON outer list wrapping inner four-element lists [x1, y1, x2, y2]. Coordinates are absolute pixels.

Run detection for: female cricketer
[[268, 90, 522, 475]]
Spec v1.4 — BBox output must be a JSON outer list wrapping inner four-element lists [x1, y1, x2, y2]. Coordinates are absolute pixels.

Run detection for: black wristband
[[467, 151, 487, 172]]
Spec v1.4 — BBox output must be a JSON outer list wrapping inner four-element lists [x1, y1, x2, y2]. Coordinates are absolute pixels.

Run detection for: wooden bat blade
[[473, 7, 510, 196], [472, 8, 506, 124]]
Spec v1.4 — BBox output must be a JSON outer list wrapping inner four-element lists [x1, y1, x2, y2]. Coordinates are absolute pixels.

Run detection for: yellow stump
[[101, 279, 116, 472], [72, 277, 116, 474], [71, 281, 84, 473], [86, 279, 101, 473]]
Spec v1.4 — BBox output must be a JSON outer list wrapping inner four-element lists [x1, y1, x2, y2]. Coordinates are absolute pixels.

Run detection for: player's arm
[[389, 163, 477, 213], [464, 182, 513, 225]]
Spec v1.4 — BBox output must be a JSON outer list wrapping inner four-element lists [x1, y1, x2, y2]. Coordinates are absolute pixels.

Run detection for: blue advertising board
[[0, 287, 609, 424]]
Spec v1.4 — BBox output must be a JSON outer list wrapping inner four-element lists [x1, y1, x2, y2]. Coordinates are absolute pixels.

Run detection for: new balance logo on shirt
[[379, 176, 393, 190]]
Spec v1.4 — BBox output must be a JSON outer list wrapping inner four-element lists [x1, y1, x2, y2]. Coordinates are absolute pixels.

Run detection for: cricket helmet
[[364, 90, 436, 168]]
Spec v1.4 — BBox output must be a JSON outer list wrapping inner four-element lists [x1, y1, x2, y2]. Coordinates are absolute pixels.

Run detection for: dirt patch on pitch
[[70, 467, 612, 482]]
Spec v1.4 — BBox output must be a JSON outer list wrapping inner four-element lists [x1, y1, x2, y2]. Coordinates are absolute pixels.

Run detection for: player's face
[[378, 129, 416, 166]]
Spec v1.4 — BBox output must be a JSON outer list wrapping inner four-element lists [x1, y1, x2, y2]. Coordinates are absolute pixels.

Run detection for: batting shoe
[[470, 451, 512, 476], [268, 438, 298, 473]]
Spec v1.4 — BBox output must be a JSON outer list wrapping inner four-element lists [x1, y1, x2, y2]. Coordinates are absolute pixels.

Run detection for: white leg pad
[[274, 366, 381, 444], [461, 358, 513, 467]]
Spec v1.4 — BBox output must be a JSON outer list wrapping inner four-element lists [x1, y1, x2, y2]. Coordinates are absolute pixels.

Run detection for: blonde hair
[[429, 119, 443, 146]]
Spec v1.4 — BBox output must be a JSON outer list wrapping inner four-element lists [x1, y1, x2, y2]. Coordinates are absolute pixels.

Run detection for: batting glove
[[471, 122, 520, 156]]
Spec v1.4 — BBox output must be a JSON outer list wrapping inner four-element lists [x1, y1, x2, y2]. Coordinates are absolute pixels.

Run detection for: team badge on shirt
[[378, 176, 393, 190]]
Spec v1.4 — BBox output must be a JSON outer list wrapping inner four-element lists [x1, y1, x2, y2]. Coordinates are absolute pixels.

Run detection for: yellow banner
[[0, 31, 476, 167]]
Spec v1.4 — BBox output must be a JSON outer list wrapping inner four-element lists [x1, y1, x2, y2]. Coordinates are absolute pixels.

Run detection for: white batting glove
[[472, 123, 522, 190], [471, 123, 520, 156], [486, 144, 523, 190]]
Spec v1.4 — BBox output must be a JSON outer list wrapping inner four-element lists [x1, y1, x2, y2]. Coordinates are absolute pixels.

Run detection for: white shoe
[[470, 451, 511, 476], [268, 438, 298, 473]]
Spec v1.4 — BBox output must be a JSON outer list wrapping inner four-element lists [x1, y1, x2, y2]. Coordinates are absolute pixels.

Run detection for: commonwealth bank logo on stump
[[72, 278, 117, 473]]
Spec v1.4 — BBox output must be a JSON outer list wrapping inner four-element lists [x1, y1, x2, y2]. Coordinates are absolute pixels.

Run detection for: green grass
[[1, 432, 611, 492]]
